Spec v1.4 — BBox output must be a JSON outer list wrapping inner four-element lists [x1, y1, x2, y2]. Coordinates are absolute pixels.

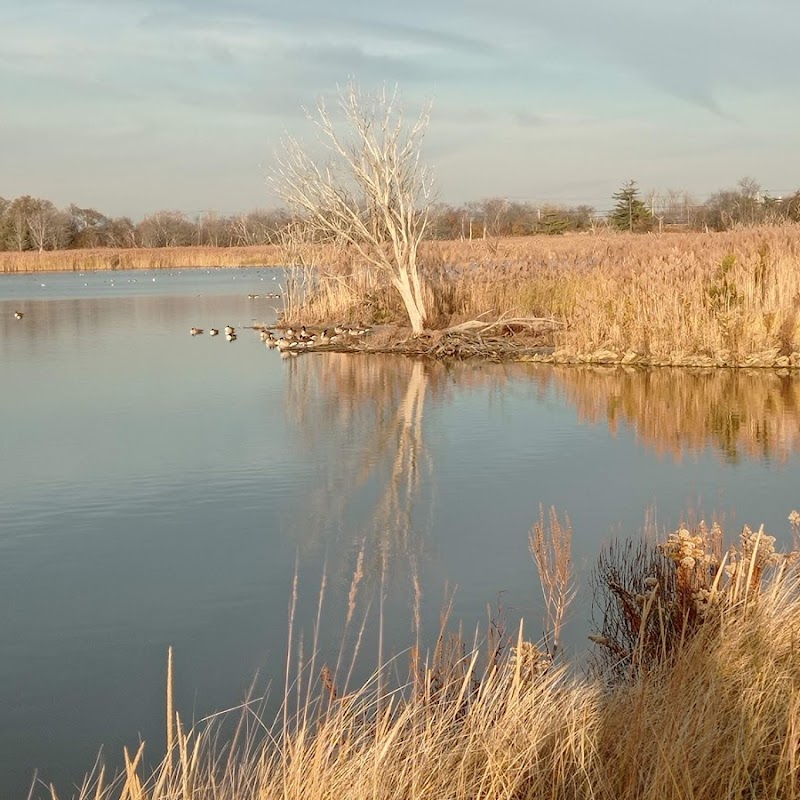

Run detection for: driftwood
[[443, 316, 563, 335], [297, 329, 555, 362], [267, 315, 562, 362]]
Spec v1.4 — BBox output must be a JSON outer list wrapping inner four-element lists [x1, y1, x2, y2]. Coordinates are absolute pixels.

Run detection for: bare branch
[[270, 83, 434, 334]]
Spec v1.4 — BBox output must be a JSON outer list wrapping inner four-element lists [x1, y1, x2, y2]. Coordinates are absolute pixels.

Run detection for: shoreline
[[272, 326, 800, 369]]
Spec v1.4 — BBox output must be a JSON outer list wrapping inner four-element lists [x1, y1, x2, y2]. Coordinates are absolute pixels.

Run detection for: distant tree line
[[2, 177, 799, 251], [604, 178, 800, 234], [0, 198, 293, 252]]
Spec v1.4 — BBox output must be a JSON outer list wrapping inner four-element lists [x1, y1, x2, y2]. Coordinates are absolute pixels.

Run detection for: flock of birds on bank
[[189, 322, 371, 352]]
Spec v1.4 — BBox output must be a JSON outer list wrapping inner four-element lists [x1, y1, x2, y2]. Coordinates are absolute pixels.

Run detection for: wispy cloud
[[2, 0, 799, 215]]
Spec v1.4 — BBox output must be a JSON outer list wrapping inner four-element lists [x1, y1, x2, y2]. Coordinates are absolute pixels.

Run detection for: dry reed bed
[[439, 227, 800, 365], [39, 511, 800, 800], [282, 227, 800, 365], [0, 245, 282, 273], [54, 516, 800, 800]]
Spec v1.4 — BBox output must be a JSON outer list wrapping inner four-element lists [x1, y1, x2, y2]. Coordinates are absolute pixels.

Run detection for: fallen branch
[[444, 316, 564, 335]]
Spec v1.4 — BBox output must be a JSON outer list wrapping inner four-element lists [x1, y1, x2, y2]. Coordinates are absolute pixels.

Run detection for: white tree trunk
[[271, 84, 433, 333]]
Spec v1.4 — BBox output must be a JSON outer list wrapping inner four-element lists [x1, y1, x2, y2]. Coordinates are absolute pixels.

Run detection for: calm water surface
[[2, 269, 800, 797]]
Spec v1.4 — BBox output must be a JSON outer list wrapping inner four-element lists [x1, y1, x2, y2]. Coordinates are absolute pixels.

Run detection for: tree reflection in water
[[283, 354, 441, 582]]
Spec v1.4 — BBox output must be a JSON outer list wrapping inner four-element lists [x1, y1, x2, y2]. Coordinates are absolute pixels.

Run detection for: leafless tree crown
[[270, 84, 433, 333]]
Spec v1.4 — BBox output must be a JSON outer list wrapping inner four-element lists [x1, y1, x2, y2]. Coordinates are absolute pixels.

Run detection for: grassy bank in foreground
[[0, 245, 282, 273], [55, 515, 800, 800]]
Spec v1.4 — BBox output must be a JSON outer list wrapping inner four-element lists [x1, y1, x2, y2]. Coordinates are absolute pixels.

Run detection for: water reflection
[[283, 355, 437, 581], [539, 366, 800, 464], [0, 293, 278, 353], [3, 271, 800, 798]]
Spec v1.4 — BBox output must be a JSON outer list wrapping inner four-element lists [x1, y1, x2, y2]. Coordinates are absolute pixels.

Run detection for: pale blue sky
[[1, 0, 799, 218]]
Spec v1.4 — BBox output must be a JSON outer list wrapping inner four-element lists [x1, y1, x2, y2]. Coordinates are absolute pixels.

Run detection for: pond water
[[2, 269, 800, 797]]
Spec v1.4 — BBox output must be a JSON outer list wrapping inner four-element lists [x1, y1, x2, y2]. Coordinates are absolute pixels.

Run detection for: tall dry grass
[[428, 227, 800, 363], [277, 227, 800, 364], [0, 245, 282, 273], [40, 514, 800, 800]]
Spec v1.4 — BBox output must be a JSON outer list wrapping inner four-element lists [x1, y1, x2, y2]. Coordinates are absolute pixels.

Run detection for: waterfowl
[[277, 337, 300, 351], [224, 325, 235, 335], [14, 311, 23, 320], [299, 326, 316, 345], [209, 328, 219, 336], [285, 327, 295, 339], [247, 294, 259, 299], [226, 332, 237, 342], [190, 327, 203, 335], [333, 324, 345, 335]]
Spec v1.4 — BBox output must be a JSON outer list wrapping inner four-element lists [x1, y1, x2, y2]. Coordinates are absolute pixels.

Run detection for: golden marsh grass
[[54, 515, 800, 800], [278, 226, 800, 364], [0, 245, 282, 273]]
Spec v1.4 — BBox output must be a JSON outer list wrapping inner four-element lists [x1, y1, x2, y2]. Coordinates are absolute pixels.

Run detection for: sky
[[2, 0, 799, 220]]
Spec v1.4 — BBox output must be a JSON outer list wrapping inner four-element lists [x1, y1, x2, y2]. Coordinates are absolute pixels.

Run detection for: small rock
[[621, 351, 640, 364]]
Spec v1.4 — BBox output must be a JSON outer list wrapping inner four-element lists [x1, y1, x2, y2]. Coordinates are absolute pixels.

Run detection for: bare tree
[[25, 198, 61, 251], [5, 197, 31, 250], [137, 210, 194, 248], [271, 84, 433, 334]]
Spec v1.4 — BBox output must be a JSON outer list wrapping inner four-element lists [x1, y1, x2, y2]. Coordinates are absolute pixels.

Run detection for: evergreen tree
[[537, 205, 570, 235], [609, 181, 652, 232]]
